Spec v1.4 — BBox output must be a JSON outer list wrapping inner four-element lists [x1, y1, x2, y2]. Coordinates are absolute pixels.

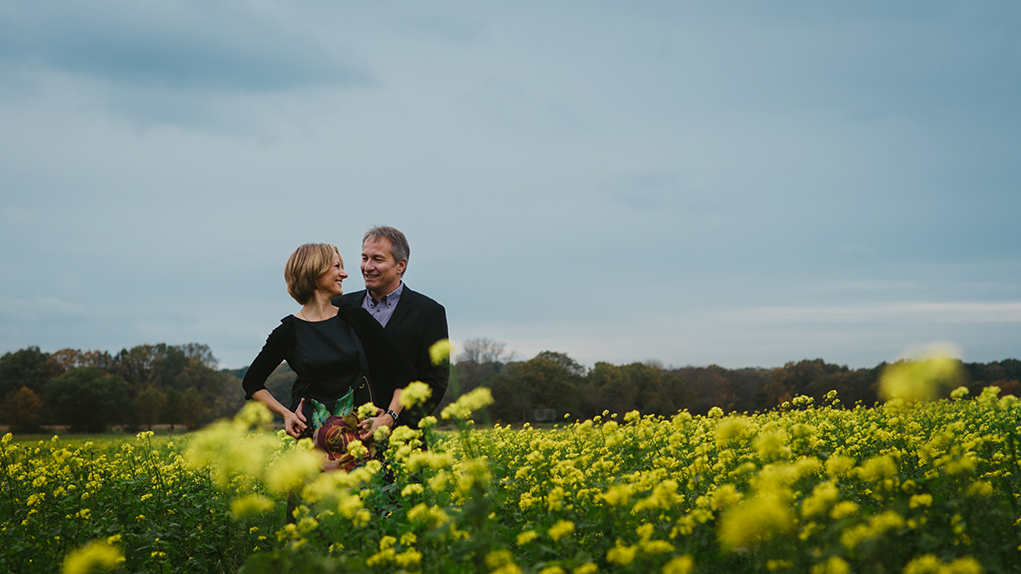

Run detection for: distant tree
[[455, 339, 514, 394], [217, 370, 246, 419], [586, 362, 637, 416], [488, 373, 530, 423], [1, 386, 44, 432], [163, 390, 184, 432], [0, 346, 60, 400], [180, 387, 209, 430], [513, 354, 583, 418], [178, 343, 217, 368], [113, 344, 161, 388], [457, 338, 514, 365], [580, 362, 687, 418], [48, 348, 115, 373], [535, 351, 587, 377], [135, 386, 167, 431], [45, 367, 129, 433]]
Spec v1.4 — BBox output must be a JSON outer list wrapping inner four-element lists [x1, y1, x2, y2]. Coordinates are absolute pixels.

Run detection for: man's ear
[[397, 259, 408, 276]]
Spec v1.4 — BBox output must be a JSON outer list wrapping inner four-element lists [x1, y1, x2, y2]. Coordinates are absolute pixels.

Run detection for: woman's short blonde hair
[[284, 243, 343, 305]]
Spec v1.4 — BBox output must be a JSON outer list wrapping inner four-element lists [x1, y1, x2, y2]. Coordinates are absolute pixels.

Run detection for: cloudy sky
[[1, 1, 1019, 370]]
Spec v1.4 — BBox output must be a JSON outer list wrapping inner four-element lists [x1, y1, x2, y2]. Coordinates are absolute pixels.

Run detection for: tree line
[[445, 338, 1021, 423], [0, 344, 244, 433], [3, 339, 1019, 433]]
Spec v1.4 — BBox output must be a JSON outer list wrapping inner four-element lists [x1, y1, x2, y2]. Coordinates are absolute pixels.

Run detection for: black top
[[242, 304, 416, 411]]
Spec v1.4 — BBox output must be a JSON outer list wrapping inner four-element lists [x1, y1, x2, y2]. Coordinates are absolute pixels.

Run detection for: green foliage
[[0, 346, 59, 399], [0, 387, 43, 433], [0, 432, 273, 573], [45, 368, 130, 433]]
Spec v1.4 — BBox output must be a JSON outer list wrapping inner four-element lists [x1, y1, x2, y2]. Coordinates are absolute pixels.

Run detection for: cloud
[[0, 296, 89, 321], [728, 302, 1021, 325], [0, 1, 370, 94]]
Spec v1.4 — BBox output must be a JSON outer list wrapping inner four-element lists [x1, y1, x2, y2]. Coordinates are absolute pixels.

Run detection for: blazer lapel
[[385, 287, 414, 335]]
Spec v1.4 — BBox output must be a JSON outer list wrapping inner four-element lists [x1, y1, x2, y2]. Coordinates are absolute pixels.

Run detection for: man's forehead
[[362, 237, 393, 255]]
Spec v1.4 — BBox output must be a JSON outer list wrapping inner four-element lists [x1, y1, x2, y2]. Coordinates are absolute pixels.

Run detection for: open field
[[3, 387, 1020, 573]]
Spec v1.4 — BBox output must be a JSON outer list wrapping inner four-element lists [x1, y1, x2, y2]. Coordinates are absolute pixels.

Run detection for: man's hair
[[363, 226, 410, 275], [284, 243, 342, 305]]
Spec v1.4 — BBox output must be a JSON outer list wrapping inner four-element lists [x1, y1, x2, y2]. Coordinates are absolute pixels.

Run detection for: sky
[[1, 0, 1019, 370]]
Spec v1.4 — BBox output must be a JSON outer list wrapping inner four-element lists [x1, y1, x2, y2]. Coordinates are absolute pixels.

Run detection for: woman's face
[[316, 254, 349, 298]]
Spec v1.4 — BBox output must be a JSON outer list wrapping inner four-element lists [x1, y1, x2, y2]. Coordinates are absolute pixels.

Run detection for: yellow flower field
[[3, 381, 1020, 573]]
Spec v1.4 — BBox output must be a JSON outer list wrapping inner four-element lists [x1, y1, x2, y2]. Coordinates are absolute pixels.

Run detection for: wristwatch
[[385, 409, 400, 427]]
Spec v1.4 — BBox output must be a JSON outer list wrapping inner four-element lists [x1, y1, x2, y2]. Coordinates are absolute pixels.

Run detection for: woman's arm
[[252, 389, 307, 439], [242, 319, 307, 438]]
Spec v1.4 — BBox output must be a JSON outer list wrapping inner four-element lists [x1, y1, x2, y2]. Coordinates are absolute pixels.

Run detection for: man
[[335, 226, 449, 430]]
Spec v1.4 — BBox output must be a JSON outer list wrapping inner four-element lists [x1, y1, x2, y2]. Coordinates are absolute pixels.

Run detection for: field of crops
[[3, 376, 1021, 573]]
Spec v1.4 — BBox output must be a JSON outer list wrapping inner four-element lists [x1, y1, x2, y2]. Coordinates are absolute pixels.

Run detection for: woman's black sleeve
[[241, 320, 292, 400], [350, 307, 417, 403]]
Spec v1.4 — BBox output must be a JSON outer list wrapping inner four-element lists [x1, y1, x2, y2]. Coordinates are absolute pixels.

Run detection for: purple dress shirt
[[361, 282, 404, 327]]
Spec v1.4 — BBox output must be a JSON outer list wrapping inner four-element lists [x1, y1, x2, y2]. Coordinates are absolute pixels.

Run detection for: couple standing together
[[241, 226, 448, 471]]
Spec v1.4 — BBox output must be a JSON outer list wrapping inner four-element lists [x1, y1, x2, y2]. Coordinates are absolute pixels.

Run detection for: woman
[[242, 243, 416, 470]]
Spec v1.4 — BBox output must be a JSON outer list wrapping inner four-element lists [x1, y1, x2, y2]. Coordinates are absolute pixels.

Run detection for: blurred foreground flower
[[429, 339, 452, 366], [441, 387, 493, 420], [185, 402, 283, 486], [879, 345, 964, 403], [718, 494, 794, 550], [62, 538, 124, 574], [400, 381, 433, 409]]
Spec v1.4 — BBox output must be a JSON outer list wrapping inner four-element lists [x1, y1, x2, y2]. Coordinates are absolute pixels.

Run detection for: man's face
[[361, 237, 406, 297]]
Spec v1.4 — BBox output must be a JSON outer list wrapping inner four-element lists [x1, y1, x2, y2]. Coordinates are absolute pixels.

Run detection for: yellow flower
[[401, 483, 425, 497], [909, 494, 933, 509], [879, 350, 964, 403], [231, 494, 275, 519], [718, 494, 794, 550], [62, 539, 125, 574], [830, 501, 859, 520], [517, 530, 539, 546], [599, 484, 634, 506], [441, 387, 494, 419], [801, 481, 839, 518], [485, 549, 521, 574], [429, 339, 452, 366], [574, 564, 598, 574], [400, 381, 433, 409], [265, 448, 320, 495], [716, 416, 749, 445], [548, 520, 575, 542], [810, 556, 850, 574], [661, 555, 694, 574], [606, 540, 637, 566]]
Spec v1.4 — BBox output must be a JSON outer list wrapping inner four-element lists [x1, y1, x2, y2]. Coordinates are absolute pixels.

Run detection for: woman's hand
[[251, 389, 307, 439], [282, 411, 306, 439], [357, 407, 391, 441], [282, 398, 308, 439]]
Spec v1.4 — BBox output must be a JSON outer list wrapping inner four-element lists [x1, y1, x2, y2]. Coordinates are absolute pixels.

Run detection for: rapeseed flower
[[62, 539, 125, 574], [429, 339, 452, 366], [879, 350, 964, 403], [441, 387, 494, 419], [718, 494, 794, 550], [400, 381, 433, 408]]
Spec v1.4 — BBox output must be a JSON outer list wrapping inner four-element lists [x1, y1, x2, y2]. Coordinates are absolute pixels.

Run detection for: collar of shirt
[[362, 282, 404, 327], [366, 281, 404, 308]]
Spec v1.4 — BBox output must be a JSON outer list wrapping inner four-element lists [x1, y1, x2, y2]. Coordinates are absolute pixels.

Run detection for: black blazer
[[335, 285, 449, 428]]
